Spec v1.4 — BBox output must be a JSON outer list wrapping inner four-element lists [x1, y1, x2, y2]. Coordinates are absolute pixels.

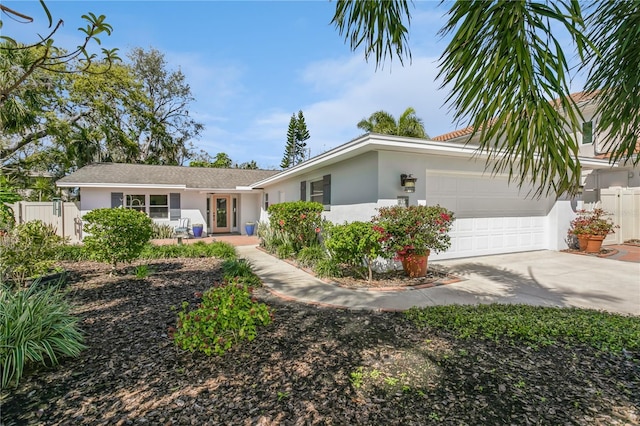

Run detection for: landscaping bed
[[2, 258, 639, 425]]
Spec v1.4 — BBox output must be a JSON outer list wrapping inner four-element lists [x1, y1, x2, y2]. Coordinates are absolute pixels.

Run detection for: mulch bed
[[561, 247, 619, 258], [328, 266, 462, 290], [2, 258, 639, 425]]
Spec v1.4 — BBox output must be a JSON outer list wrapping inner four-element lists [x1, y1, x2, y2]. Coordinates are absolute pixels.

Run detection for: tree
[[190, 152, 260, 169], [127, 47, 203, 165], [331, 1, 640, 196], [0, 3, 119, 103], [281, 110, 311, 169], [357, 107, 427, 138]]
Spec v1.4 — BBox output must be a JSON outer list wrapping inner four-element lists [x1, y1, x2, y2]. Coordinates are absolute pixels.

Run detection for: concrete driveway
[[433, 250, 640, 315]]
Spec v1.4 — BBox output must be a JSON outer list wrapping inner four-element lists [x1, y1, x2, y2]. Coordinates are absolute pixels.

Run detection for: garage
[[424, 170, 554, 259]]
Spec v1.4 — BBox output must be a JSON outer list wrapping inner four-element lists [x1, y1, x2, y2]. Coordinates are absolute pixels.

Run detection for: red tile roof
[[432, 91, 600, 142]]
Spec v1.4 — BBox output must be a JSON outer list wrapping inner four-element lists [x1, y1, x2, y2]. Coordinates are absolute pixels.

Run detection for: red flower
[[315, 227, 321, 233], [440, 213, 451, 222]]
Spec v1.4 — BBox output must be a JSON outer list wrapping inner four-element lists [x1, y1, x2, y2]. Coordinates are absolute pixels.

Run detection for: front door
[[212, 195, 230, 233]]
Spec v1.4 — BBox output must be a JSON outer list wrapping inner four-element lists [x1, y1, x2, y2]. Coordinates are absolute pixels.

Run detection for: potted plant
[[192, 223, 204, 238], [245, 221, 256, 236], [569, 208, 617, 253], [372, 205, 455, 277]]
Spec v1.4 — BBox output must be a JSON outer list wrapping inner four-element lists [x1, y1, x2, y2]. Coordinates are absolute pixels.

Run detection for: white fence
[[9, 201, 83, 243], [600, 188, 640, 244]]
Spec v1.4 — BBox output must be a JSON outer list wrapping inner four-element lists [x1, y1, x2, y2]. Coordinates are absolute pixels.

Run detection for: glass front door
[[212, 195, 230, 233]]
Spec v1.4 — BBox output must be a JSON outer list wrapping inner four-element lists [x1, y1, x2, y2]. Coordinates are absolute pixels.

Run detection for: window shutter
[[322, 174, 331, 206], [170, 193, 181, 220], [111, 192, 123, 208], [582, 121, 593, 145], [300, 181, 307, 201]]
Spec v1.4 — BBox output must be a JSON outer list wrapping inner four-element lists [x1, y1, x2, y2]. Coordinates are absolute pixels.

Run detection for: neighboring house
[[56, 91, 639, 257], [56, 163, 279, 236]]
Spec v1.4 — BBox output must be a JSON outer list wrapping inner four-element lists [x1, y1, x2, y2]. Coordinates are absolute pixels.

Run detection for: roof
[[432, 91, 601, 142], [56, 163, 280, 190]]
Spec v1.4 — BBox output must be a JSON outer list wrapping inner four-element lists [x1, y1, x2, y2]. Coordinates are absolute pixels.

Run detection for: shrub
[[0, 220, 65, 287], [314, 258, 343, 278], [53, 244, 90, 262], [569, 208, 617, 236], [324, 221, 385, 281], [221, 259, 262, 287], [151, 222, 175, 239], [267, 201, 323, 252], [172, 282, 272, 356], [82, 208, 153, 273], [373, 205, 455, 259], [139, 241, 237, 260], [0, 282, 86, 388], [296, 244, 328, 268]]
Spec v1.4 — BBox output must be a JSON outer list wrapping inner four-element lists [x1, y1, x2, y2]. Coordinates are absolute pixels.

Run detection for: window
[[264, 193, 269, 210], [126, 195, 146, 213], [310, 174, 331, 209], [149, 194, 168, 219], [582, 121, 593, 145], [310, 180, 323, 204]]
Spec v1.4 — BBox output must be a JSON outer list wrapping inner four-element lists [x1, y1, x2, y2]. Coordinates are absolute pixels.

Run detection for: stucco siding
[[80, 187, 208, 233]]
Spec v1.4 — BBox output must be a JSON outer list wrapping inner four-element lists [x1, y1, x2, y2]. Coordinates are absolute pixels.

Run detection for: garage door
[[425, 171, 551, 259]]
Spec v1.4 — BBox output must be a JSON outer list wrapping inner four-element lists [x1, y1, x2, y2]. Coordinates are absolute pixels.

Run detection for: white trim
[[57, 182, 186, 189]]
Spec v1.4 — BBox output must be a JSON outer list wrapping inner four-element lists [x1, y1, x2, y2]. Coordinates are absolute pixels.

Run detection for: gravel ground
[[2, 258, 639, 425]]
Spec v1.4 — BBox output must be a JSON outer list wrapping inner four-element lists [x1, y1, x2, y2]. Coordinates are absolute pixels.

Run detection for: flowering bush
[[569, 209, 617, 236], [372, 205, 455, 259], [267, 201, 324, 252]]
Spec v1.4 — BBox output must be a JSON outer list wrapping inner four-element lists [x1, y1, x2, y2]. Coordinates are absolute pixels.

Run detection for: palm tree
[[357, 107, 428, 138], [331, 1, 640, 196]]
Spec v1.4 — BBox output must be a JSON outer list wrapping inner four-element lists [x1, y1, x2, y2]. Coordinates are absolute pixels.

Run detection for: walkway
[[152, 236, 639, 315], [236, 245, 640, 316]]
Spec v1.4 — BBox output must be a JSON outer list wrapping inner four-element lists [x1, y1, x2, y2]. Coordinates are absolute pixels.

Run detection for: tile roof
[[432, 91, 600, 142], [56, 163, 280, 189]]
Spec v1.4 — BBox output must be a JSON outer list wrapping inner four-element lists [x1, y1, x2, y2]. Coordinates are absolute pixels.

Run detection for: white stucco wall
[[262, 149, 575, 260], [80, 187, 208, 233]]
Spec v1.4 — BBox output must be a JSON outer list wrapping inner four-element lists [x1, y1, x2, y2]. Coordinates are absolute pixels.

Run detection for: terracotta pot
[[577, 235, 589, 251], [585, 235, 605, 253], [401, 251, 430, 277]]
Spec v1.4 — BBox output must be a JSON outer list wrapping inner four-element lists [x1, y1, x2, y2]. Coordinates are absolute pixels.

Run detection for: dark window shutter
[[170, 193, 181, 220], [582, 121, 593, 145], [300, 181, 307, 201], [322, 174, 331, 206], [111, 192, 123, 208]]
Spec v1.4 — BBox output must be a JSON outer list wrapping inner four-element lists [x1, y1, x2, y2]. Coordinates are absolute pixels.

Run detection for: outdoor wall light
[[400, 173, 417, 193]]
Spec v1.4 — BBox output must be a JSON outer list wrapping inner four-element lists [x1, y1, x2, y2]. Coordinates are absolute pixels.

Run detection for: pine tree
[[295, 110, 311, 162], [281, 114, 297, 169], [280, 111, 311, 169]]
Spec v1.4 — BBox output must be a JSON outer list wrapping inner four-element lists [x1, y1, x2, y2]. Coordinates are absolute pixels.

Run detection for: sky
[[2, 1, 578, 169]]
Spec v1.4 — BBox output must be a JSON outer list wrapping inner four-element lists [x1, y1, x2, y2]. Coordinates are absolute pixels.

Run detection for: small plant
[[221, 259, 262, 287], [172, 281, 272, 356], [277, 391, 290, 401], [0, 220, 65, 287], [151, 223, 175, 239], [350, 367, 364, 389], [0, 282, 86, 388], [83, 208, 153, 274], [133, 264, 153, 279], [313, 258, 343, 278], [569, 208, 617, 236], [296, 244, 328, 268]]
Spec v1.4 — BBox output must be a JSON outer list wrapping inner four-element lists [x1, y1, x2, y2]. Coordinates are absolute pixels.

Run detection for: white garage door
[[425, 171, 551, 259]]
